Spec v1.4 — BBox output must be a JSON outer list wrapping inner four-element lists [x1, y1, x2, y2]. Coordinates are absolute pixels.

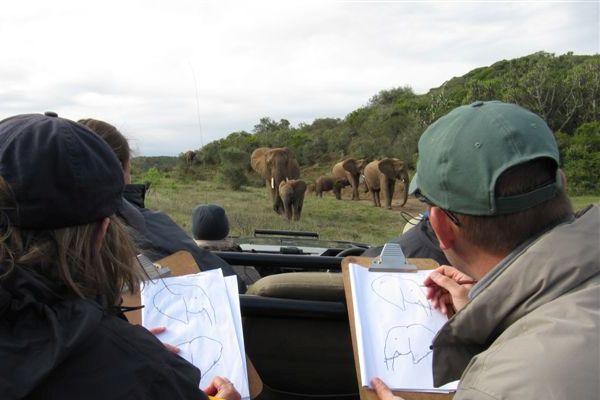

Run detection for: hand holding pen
[[423, 266, 477, 317]]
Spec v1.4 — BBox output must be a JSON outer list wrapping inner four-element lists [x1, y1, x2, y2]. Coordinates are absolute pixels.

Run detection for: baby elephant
[[315, 176, 346, 200], [279, 180, 307, 221]]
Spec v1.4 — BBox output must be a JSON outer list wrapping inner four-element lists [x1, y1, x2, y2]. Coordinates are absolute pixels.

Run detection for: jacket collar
[[432, 206, 600, 386]]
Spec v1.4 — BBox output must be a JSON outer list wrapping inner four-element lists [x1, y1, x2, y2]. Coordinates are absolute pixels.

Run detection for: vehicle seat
[[246, 272, 344, 302]]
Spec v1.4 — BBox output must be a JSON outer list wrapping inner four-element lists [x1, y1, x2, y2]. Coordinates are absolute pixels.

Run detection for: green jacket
[[432, 206, 599, 399]]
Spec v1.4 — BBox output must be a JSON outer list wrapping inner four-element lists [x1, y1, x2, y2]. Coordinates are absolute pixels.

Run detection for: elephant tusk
[[271, 177, 275, 189]]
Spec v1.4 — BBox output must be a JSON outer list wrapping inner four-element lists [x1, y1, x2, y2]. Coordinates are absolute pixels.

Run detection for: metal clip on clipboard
[[369, 242, 418, 272], [137, 254, 172, 280]]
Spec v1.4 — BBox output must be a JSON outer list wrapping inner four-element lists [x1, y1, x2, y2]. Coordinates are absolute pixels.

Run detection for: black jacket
[[0, 265, 206, 400], [119, 185, 245, 291]]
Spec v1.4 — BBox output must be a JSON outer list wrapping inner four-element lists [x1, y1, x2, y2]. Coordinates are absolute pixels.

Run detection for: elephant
[[251, 147, 300, 214], [384, 324, 435, 369], [371, 275, 432, 316], [278, 179, 307, 221], [363, 158, 409, 209], [152, 283, 216, 325], [332, 158, 368, 200], [315, 176, 347, 200], [183, 150, 196, 168]]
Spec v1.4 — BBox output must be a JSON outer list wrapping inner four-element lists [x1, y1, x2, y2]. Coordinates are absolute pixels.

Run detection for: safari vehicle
[[215, 229, 374, 400]]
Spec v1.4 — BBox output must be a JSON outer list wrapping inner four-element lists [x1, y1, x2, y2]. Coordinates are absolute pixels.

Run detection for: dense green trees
[[177, 52, 598, 194]]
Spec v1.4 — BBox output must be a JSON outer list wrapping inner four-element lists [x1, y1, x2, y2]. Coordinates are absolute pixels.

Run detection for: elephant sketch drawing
[[251, 147, 300, 214], [332, 158, 367, 200], [371, 275, 432, 316], [363, 158, 409, 209], [176, 336, 223, 385], [384, 324, 435, 369], [152, 283, 216, 325]]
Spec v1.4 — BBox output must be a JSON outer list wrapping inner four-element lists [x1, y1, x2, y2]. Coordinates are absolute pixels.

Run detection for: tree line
[[172, 52, 599, 194]]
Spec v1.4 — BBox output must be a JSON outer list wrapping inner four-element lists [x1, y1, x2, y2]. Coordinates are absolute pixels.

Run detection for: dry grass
[[144, 178, 599, 245]]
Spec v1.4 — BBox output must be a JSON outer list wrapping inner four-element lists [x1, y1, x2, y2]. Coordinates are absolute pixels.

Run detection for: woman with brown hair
[[77, 118, 243, 289], [0, 113, 239, 400]]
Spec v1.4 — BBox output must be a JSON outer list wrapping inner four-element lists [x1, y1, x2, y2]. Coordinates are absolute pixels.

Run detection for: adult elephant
[[332, 158, 367, 200], [251, 147, 300, 213], [363, 158, 409, 209], [279, 179, 307, 221]]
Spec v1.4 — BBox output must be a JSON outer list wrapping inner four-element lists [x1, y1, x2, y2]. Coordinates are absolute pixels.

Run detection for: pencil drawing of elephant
[[384, 324, 435, 369], [251, 147, 300, 214], [176, 336, 223, 385], [279, 179, 307, 221], [371, 276, 432, 316], [152, 283, 216, 326], [363, 158, 409, 209], [332, 158, 368, 200]]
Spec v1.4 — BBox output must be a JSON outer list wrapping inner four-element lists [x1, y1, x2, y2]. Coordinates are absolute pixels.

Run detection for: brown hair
[[0, 177, 143, 305], [456, 159, 573, 255], [78, 119, 130, 168]]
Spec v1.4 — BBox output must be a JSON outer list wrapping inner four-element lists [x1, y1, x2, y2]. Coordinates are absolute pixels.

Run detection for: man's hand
[[204, 376, 241, 400], [148, 327, 180, 353], [423, 266, 476, 317], [371, 378, 405, 400]]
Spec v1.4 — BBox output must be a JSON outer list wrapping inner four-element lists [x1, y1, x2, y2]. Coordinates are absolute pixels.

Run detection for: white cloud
[[0, 0, 598, 155]]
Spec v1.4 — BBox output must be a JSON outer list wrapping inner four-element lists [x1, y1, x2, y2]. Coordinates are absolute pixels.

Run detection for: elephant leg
[[375, 190, 381, 207], [293, 197, 304, 221], [349, 174, 359, 200], [282, 199, 292, 220], [370, 189, 377, 206], [386, 180, 395, 209]]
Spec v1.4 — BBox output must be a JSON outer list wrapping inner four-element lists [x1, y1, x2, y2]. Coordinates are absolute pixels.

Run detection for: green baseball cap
[[409, 101, 561, 216]]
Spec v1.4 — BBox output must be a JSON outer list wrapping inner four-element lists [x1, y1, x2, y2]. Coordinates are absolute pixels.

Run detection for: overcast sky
[[1, 1, 598, 156]]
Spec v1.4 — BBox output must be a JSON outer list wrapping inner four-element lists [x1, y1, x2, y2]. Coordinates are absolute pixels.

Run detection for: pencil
[[421, 280, 477, 287]]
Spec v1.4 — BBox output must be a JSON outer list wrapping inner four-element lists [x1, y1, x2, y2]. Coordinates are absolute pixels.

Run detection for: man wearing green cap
[[372, 101, 599, 399]]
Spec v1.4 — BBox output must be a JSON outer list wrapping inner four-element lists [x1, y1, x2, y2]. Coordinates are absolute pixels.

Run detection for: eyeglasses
[[415, 192, 462, 227]]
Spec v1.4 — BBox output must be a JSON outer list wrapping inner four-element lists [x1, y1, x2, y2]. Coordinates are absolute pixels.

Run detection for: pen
[[421, 280, 477, 287]]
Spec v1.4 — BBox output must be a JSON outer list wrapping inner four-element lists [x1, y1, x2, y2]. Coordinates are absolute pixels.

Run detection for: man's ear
[[429, 207, 456, 251], [95, 217, 111, 253]]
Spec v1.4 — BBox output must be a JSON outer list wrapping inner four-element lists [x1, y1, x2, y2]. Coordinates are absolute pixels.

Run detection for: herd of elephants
[[250, 147, 410, 221]]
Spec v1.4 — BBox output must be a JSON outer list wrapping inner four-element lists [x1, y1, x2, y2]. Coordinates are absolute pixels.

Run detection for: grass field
[[143, 179, 599, 245]]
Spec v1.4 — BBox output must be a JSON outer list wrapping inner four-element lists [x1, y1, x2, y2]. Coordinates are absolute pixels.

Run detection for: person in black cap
[[78, 118, 245, 291], [0, 113, 241, 400], [192, 204, 242, 252]]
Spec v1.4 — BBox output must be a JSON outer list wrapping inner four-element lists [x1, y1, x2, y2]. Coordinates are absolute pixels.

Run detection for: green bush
[[557, 122, 600, 195], [219, 148, 249, 190]]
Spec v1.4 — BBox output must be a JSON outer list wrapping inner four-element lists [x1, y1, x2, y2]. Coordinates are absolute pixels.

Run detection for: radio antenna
[[188, 60, 208, 203]]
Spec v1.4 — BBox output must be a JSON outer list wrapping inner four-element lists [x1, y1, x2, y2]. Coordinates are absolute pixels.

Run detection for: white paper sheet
[[141, 269, 249, 398], [224, 276, 249, 400], [349, 263, 457, 392]]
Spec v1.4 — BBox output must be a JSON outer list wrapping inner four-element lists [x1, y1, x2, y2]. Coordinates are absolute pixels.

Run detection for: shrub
[[557, 122, 600, 195], [219, 148, 249, 190]]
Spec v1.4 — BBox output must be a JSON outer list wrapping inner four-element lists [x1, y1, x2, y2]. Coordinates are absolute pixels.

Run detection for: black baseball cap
[[0, 112, 124, 229]]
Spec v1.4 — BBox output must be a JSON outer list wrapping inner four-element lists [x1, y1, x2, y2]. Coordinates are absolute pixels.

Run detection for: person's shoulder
[[458, 297, 599, 399]]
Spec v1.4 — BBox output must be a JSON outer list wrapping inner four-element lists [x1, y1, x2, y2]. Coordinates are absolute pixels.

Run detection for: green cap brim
[[408, 172, 419, 195]]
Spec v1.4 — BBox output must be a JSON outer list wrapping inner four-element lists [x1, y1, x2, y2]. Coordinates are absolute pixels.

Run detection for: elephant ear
[[378, 158, 396, 179], [342, 159, 359, 174], [251, 147, 269, 178]]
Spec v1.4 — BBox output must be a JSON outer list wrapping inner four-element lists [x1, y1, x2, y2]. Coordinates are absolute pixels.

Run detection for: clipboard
[[121, 250, 264, 399], [341, 256, 453, 400]]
